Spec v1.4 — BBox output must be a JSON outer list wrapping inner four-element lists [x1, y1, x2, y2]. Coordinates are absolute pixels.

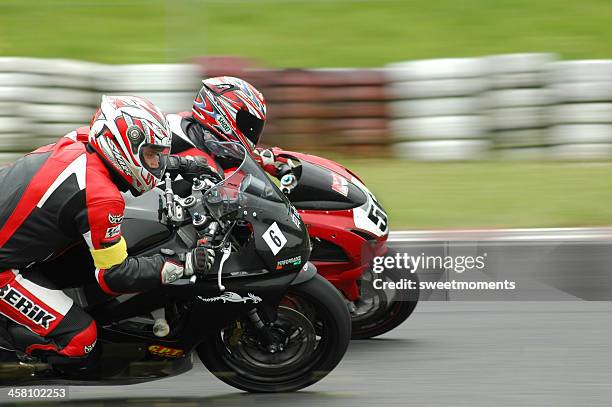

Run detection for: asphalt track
[[2, 228, 612, 406], [2, 301, 610, 406]]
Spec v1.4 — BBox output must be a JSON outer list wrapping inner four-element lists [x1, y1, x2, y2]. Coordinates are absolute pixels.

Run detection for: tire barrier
[[550, 124, 612, 145], [548, 60, 612, 160], [94, 64, 200, 114], [259, 68, 390, 152], [484, 53, 556, 156], [0, 58, 101, 152], [1, 55, 612, 161], [386, 58, 488, 160], [389, 97, 482, 118], [0, 59, 201, 154]]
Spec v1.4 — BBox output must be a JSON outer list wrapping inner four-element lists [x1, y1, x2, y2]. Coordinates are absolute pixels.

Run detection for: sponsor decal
[[198, 292, 262, 304], [84, 340, 97, 354], [108, 142, 131, 175], [148, 345, 185, 358], [0, 284, 56, 329], [291, 213, 301, 229], [108, 213, 123, 224], [262, 222, 287, 255], [105, 225, 121, 239], [290, 205, 302, 228], [276, 255, 302, 270], [216, 114, 232, 134], [331, 173, 349, 197]]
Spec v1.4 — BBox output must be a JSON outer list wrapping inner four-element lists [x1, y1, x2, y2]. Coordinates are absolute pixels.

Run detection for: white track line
[[389, 227, 612, 242]]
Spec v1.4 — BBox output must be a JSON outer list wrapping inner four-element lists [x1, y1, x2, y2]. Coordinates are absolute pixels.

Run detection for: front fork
[[246, 308, 282, 353]]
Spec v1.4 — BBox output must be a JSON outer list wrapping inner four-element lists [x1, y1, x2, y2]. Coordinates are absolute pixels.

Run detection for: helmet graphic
[[192, 76, 266, 152], [89, 95, 172, 195]]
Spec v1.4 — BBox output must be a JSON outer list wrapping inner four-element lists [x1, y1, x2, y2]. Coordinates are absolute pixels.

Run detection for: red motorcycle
[[267, 148, 419, 339]]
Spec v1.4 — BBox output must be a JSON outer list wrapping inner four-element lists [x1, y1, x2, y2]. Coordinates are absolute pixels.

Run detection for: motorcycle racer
[[168, 76, 296, 188], [0, 95, 213, 367]]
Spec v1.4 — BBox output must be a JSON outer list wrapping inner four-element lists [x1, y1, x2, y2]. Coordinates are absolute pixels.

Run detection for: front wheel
[[197, 274, 351, 393], [350, 260, 420, 340]]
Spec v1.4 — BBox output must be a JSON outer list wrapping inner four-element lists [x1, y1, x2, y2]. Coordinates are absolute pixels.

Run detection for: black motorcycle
[[0, 141, 351, 393]]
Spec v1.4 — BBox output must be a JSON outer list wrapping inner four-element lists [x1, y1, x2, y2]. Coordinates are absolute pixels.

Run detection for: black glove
[[159, 247, 215, 283], [185, 247, 216, 276], [167, 155, 221, 182]]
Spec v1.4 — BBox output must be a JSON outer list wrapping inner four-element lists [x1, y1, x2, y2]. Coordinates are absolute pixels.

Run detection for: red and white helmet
[[89, 95, 172, 195], [192, 76, 266, 152]]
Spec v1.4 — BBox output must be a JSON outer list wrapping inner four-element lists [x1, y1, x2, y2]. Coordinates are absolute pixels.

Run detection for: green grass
[[2, 1, 612, 229], [339, 160, 612, 229], [2, 0, 612, 66]]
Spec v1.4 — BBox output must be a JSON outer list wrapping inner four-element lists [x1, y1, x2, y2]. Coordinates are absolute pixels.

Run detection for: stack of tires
[[484, 53, 557, 160], [263, 68, 389, 154], [20, 59, 99, 146], [0, 58, 98, 155], [95, 64, 200, 116], [548, 60, 612, 160], [385, 58, 489, 160], [0, 67, 25, 164]]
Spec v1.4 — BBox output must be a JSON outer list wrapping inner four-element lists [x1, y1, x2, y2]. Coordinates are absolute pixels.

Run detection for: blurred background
[[1, 0, 612, 229]]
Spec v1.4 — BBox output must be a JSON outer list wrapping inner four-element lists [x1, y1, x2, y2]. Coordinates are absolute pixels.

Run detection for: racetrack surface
[[3, 301, 612, 406]]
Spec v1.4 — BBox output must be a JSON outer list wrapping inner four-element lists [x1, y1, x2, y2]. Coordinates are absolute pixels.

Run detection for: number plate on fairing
[[351, 177, 389, 237], [262, 221, 288, 255]]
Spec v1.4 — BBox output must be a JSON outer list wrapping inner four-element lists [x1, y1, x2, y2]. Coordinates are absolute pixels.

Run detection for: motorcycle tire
[[197, 274, 351, 393], [350, 261, 420, 340]]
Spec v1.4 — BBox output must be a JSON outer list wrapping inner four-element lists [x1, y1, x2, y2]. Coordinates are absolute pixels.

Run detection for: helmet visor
[[139, 144, 170, 179], [236, 109, 265, 147]]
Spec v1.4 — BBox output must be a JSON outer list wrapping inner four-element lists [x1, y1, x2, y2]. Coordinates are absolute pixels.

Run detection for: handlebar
[[162, 175, 230, 291]]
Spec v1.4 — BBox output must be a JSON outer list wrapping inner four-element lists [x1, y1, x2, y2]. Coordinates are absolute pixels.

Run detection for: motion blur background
[[1, 0, 612, 229]]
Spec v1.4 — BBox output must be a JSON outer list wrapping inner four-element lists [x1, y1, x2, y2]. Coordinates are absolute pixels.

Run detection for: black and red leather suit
[[0, 127, 169, 359]]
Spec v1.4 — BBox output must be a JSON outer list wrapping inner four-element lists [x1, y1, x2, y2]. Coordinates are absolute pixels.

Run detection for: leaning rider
[[0, 95, 214, 370], [167, 76, 296, 188]]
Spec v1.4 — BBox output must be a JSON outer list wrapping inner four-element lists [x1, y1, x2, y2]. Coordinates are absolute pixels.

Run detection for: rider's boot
[[47, 344, 101, 379]]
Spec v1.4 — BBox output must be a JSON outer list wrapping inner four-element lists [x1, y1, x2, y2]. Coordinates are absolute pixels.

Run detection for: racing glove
[[256, 148, 275, 167], [254, 148, 281, 176], [166, 155, 221, 182], [186, 247, 216, 276], [255, 148, 294, 179], [160, 247, 216, 284]]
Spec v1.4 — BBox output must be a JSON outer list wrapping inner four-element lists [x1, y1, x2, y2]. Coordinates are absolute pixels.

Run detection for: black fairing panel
[[288, 160, 367, 210], [122, 218, 172, 255], [241, 198, 311, 273], [311, 238, 349, 262]]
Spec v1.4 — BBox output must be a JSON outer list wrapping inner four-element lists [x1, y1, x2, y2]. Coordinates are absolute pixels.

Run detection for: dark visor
[[236, 109, 265, 146]]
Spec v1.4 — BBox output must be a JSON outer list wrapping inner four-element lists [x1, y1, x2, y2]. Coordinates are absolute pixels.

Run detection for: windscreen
[[202, 140, 287, 221]]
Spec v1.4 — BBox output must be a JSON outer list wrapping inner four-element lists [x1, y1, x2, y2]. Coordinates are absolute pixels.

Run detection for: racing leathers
[[0, 127, 191, 360]]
